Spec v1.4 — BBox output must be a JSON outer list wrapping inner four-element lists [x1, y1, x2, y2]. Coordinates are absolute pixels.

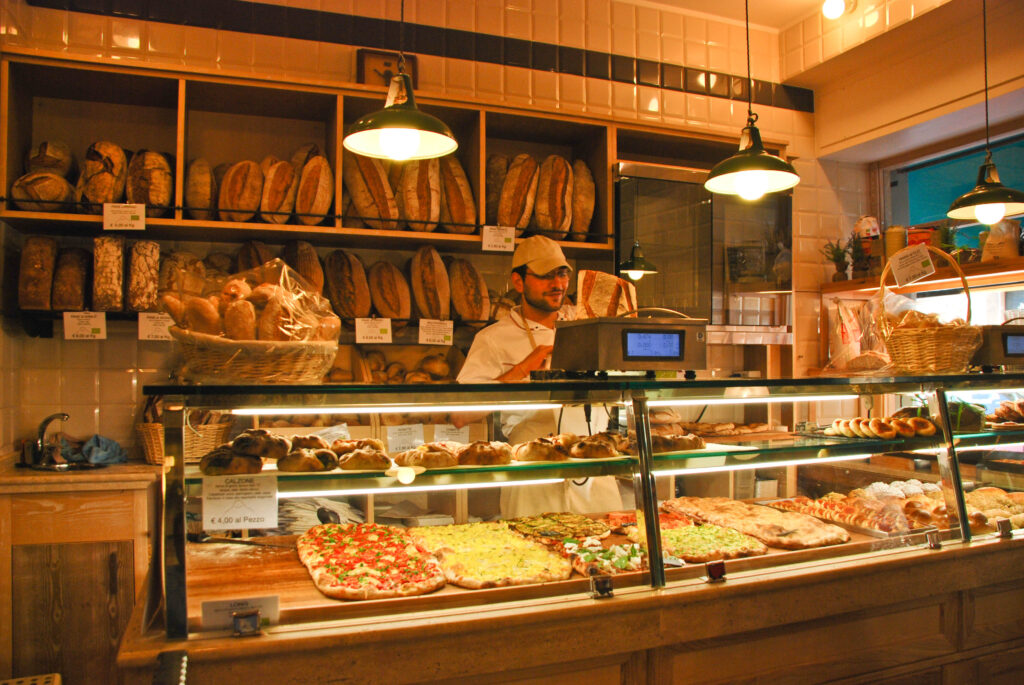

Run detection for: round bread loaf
[[126, 150, 173, 217], [185, 158, 217, 220], [295, 155, 334, 226], [408, 246, 450, 320], [76, 141, 127, 213], [200, 447, 262, 476], [26, 140, 74, 178], [290, 143, 320, 178], [11, 171, 75, 212], [367, 260, 412, 326], [324, 249, 371, 320], [218, 160, 263, 222], [448, 258, 490, 326]]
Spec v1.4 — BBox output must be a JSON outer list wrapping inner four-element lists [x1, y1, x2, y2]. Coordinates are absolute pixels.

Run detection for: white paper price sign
[[138, 312, 174, 341], [387, 423, 425, 452], [433, 423, 470, 443], [63, 311, 106, 340], [419, 319, 454, 345], [102, 203, 146, 231], [891, 243, 935, 287], [355, 317, 393, 343], [482, 225, 515, 252], [202, 474, 278, 529]]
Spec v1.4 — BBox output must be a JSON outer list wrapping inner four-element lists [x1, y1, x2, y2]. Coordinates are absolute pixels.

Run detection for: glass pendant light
[[946, 0, 1024, 225], [822, 0, 855, 21], [704, 0, 800, 201], [342, 1, 457, 161], [618, 241, 657, 281]]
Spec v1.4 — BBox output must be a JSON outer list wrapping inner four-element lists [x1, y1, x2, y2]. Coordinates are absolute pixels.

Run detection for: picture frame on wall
[[356, 49, 418, 89]]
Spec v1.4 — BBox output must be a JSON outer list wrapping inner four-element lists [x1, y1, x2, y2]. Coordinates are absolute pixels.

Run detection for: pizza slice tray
[[758, 499, 937, 540]]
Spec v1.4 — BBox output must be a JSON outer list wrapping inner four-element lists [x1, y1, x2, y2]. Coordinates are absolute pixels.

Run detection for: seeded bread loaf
[[51, 247, 91, 311], [18, 236, 58, 310], [128, 240, 161, 312], [93, 235, 125, 312]]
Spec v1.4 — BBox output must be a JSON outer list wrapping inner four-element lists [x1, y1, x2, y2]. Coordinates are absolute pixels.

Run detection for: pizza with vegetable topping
[[653, 524, 768, 562], [408, 522, 572, 589], [507, 512, 611, 543], [561, 536, 646, 576], [296, 523, 446, 600]]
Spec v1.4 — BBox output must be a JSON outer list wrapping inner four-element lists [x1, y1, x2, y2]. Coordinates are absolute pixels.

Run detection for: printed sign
[[386, 423, 425, 452], [102, 203, 146, 231], [138, 312, 174, 341], [891, 243, 935, 287], [63, 311, 106, 340], [419, 319, 454, 345], [482, 225, 515, 252], [355, 317, 393, 343], [433, 423, 470, 443], [202, 473, 278, 529]]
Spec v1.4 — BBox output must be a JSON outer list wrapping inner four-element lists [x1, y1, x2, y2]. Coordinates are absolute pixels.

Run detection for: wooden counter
[[0, 459, 161, 684], [118, 534, 1024, 684]]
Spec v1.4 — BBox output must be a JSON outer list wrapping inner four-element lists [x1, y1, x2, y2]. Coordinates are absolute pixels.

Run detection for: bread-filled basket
[[137, 421, 232, 465], [878, 245, 982, 374], [161, 258, 340, 384]]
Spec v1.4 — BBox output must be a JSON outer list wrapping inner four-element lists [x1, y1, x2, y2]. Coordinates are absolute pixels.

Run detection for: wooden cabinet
[[0, 465, 158, 684]]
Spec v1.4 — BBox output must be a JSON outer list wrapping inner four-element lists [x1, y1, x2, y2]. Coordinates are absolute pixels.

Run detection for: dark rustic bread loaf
[[282, 240, 324, 294], [569, 159, 596, 241], [439, 155, 477, 234], [341, 150, 399, 230], [497, 153, 539, 235], [485, 154, 509, 225], [448, 258, 490, 327], [367, 260, 412, 326], [127, 240, 161, 312], [408, 246, 450, 320], [51, 247, 91, 311], [324, 249, 372, 320], [93, 235, 125, 312], [236, 240, 274, 271], [533, 154, 573, 240], [18, 236, 58, 310], [76, 141, 128, 213], [126, 150, 173, 217], [218, 160, 263, 222]]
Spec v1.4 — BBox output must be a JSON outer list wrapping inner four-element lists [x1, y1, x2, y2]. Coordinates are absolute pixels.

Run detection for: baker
[[456, 235, 623, 517]]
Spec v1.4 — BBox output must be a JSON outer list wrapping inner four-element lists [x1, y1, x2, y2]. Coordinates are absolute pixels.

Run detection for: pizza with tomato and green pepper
[[296, 523, 446, 600]]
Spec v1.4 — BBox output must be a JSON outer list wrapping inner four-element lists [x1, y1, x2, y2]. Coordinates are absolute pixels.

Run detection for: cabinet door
[[12, 541, 134, 685]]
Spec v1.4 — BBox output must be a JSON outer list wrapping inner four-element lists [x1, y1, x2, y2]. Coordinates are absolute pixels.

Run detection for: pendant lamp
[[704, 0, 799, 201], [618, 241, 658, 281], [946, 0, 1024, 225], [342, 1, 457, 161]]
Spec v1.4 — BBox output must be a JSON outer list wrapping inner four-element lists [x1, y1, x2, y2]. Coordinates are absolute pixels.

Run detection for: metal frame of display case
[[148, 374, 1024, 639]]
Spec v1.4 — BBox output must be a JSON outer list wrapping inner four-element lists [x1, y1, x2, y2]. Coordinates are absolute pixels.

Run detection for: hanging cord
[[397, 0, 407, 75], [744, 0, 757, 127], [982, 0, 991, 163]]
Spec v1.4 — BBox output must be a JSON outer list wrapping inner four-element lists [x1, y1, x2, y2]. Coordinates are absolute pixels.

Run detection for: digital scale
[[972, 324, 1024, 368], [549, 311, 708, 373]]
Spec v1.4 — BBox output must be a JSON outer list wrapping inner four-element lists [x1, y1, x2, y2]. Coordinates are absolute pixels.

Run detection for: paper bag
[[576, 270, 637, 319]]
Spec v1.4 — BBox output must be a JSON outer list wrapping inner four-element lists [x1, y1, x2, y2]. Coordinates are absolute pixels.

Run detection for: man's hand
[[497, 345, 553, 381]]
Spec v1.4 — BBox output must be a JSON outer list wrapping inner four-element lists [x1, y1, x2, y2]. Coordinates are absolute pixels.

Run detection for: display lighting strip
[[909, 441, 1024, 454], [231, 402, 562, 417], [279, 477, 564, 499], [651, 452, 873, 477], [646, 394, 858, 408]]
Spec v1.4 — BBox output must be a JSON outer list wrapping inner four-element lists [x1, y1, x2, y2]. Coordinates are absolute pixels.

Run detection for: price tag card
[[63, 311, 106, 340], [202, 473, 278, 529], [316, 424, 351, 444], [138, 312, 174, 341], [482, 225, 515, 252], [355, 317, 393, 343], [891, 243, 935, 286], [201, 596, 280, 631], [386, 423, 425, 452], [418, 319, 454, 345], [433, 423, 470, 443], [102, 203, 146, 231]]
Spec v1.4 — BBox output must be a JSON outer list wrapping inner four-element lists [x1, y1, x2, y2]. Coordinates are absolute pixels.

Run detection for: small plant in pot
[[846, 233, 871, 279], [820, 238, 849, 281]]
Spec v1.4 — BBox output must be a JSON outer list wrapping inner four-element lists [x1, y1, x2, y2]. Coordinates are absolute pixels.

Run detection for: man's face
[[513, 266, 571, 313]]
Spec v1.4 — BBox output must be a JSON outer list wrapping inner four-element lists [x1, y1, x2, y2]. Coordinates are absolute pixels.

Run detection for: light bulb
[[822, 0, 846, 20], [396, 466, 416, 484], [378, 127, 421, 161], [624, 270, 646, 281], [975, 203, 1006, 225], [735, 171, 769, 201]]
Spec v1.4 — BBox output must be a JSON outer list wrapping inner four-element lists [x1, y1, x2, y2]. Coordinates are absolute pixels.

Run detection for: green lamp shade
[[618, 242, 657, 280], [946, 161, 1024, 223], [704, 124, 800, 200], [344, 104, 458, 161]]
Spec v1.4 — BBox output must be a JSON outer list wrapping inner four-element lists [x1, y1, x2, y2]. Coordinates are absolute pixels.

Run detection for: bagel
[[908, 417, 937, 437], [849, 418, 871, 438], [838, 419, 858, 439], [888, 418, 916, 438], [868, 418, 897, 440]]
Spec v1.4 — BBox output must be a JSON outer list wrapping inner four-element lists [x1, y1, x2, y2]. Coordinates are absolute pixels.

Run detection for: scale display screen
[[621, 329, 684, 360], [1004, 333, 1024, 356]]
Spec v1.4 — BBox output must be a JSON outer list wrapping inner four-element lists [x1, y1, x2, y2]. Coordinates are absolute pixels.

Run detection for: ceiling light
[[619, 241, 658, 281], [342, 1, 457, 161], [947, 0, 1024, 226], [704, 0, 799, 201], [822, 0, 855, 21]]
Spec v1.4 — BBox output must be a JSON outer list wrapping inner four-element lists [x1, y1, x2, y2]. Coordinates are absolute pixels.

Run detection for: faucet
[[34, 412, 69, 464]]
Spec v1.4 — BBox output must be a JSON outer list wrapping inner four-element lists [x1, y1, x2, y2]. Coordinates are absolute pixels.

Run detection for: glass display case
[[147, 373, 1024, 639]]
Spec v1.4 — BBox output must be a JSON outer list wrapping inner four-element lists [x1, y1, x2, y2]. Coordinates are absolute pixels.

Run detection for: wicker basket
[[170, 326, 338, 384], [137, 421, 233, 465], [879, 245, 982, 374]]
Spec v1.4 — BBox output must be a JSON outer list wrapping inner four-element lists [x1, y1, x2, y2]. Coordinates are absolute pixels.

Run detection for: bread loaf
[[367, 260, 412, 326], [257, 297, 293, 341], [26, 141, 74, 178], [213, 162, 230, 189], [569, 159, 596, 241], [448, 258, 490, 326], [294, 155, 334, 226], [485, 154, 509, 225], [386, 161, 404, 197], [128, 240, 161, 312], [324, 250, 371, 320], [282, 240, 324, 294], [218, 160, 263, 222], [341, 188, 366, 228], [11, 171, 75, 212], [183, 295, 222, 335], [341, 150, 399, 230], [51, 247, 91, 311], [185, 158, 217, 221], [204, 252, 234, 274], [398, 158, 440, 232], [290, 143, 320, 178], [259, 155, 281, 177], [408, 246, 450, 320], [438, 155, 477, 234], [159, 251, 206, 298], [126, 150, 173, 217], [76, 141, 128, 213], [159, 293, 185, 326], [260, 160, 298, 224], [236, 240, 273, 271], [497, 153, 539, 234], [223, 299, 257, 340], [18, 236, 58, 310], [93, 235, 125, 312], [533, 154, 573, 239]]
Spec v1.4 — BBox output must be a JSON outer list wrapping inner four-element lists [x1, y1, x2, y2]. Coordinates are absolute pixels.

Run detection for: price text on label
[[355, 317, 393, 344], [202, 474, 279, 529], [386, 424, 425, 452], [419, 319, 454, 345], [891, 243, 936, 287], [102, 203, 146, 231], [138, 312, 174, 341], [482, 225, 515, 252], [63, 311, 107, 340]]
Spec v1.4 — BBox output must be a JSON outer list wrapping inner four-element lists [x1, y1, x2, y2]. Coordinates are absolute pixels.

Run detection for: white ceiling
[[639, 0, 825, 30]]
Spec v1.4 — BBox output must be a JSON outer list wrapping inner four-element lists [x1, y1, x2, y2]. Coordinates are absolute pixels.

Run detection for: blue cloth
[[61, 435, 128, 464]]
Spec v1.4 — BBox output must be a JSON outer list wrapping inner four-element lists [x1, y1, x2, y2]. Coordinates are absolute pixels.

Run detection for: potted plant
[[820, 238, 849, 281], [846, 233, 871, 279]]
